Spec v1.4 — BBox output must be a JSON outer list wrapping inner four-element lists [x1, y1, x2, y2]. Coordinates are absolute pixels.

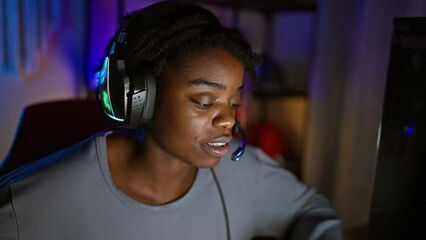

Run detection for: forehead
[[165, 48, 245, 87]]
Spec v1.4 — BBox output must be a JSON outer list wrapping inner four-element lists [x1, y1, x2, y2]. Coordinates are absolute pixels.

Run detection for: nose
[[213, 108, 236, 130]]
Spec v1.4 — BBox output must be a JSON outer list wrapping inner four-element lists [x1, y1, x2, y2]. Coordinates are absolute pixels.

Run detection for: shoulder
[[216, 140, 300, 183], [216, 139, 324, 211], [0, 136, 99, 240], [0, 133, 104, 192], [0, 185, 18, 239], [214, 140, 312, 205], [213, 140, 324, 237]]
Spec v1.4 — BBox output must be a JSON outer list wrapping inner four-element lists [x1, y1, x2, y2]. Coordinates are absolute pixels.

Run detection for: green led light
[[102, 91, 112, 114]]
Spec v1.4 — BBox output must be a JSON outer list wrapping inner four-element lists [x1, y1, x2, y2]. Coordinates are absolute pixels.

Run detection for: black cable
[[211, 168, 231, 240]]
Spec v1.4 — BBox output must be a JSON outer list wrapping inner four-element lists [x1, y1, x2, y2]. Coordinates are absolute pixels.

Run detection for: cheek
[[175, 109, 211, 137], [154, 104, 197, 135], [155, 102, 208, 141]]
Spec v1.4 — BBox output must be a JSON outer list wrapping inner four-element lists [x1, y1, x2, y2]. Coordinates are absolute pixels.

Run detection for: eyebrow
[[189, 79, 244, 91]]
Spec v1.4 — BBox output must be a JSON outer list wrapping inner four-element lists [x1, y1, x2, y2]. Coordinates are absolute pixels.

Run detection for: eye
[[231, 103, 241, 109], [191, 99, 213, 109], [231, 95, 241, 109]]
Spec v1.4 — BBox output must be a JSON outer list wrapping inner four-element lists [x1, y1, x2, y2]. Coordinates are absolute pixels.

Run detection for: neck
[[106, 132, 197, 205]]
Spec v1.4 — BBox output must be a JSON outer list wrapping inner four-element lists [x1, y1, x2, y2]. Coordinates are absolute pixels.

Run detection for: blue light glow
[[104, 112, 125, 122], [98, 58, 109, 84], [404, 126, 415, 137]]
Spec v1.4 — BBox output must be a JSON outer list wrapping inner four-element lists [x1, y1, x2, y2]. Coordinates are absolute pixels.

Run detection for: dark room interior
[[1, 0, 426, 239]]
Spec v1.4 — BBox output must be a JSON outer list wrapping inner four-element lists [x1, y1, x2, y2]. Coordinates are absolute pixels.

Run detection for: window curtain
[[0, 0, 61, 76]]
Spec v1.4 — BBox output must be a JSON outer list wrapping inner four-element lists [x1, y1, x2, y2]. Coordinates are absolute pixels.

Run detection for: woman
[[0, 1, 342, 239]]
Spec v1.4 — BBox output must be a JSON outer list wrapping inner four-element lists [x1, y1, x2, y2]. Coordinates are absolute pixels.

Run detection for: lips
[[201, 136, 232, 157]]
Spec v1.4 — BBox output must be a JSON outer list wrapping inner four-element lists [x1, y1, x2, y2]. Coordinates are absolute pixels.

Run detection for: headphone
[[96, 15, 246, 161], [96, 16, 156, 129]]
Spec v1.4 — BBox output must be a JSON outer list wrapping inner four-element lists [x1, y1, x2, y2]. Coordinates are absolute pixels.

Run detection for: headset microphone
[[231, 120, 246, 161]]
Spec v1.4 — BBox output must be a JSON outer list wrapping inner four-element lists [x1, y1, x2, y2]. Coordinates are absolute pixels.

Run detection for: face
[[146, 48, 245, 168]]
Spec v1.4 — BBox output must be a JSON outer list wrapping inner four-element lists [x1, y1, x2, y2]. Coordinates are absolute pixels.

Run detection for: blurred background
[[1, 0, 425, 238]]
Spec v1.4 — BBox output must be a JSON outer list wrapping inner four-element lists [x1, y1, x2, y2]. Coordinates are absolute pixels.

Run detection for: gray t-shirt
[[0, 132, 342, 240]]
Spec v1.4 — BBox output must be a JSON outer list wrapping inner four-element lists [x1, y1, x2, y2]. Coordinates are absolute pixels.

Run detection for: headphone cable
[[211, 168, 231, 240]]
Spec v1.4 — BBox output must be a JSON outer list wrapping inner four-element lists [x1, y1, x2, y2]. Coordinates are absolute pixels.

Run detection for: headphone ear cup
[[140, 68, 156, 123], [97, 29, 157, 129], [97, 53, 157, 129], [123, 45, 156, 128], [125, 66, 156, 128], [96, 55, 127, 126]]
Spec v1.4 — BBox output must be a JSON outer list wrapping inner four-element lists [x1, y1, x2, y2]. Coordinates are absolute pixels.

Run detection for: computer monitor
[[369, 17, 426, 239]]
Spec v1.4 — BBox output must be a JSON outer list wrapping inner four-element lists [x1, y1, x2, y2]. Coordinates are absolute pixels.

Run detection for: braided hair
[[103, 1, 260, 98]]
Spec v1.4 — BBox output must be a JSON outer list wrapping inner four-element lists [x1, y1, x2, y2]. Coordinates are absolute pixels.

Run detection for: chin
[[193, 157, 222, 169]]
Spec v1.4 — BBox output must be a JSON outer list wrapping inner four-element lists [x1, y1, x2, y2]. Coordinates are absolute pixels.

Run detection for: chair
[[0, 98, 119, 176]]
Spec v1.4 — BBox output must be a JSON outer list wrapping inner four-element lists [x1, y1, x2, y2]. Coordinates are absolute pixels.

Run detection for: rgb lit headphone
[[96, 15, 156, 129]]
